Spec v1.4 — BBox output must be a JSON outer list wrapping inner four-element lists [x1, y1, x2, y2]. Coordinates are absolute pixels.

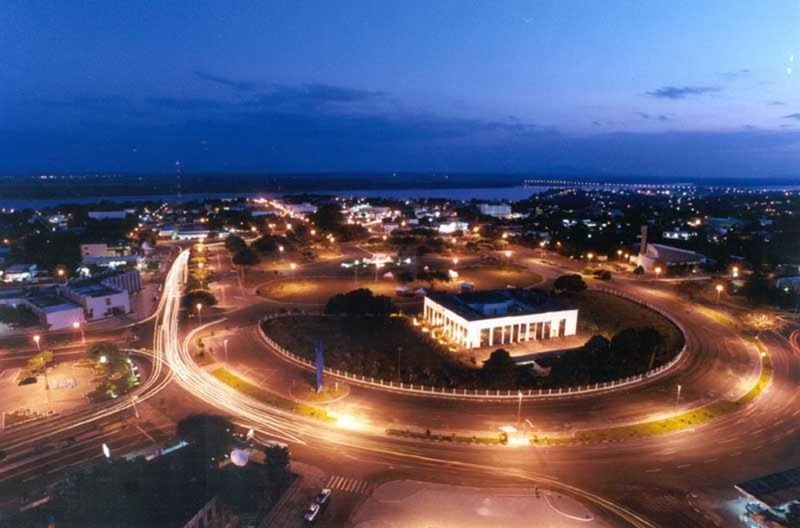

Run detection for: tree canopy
[[182, 289, 218, 311], [324, 288, 395, 315], [554, 274, 587, 293], [176, 414, 235, 464]]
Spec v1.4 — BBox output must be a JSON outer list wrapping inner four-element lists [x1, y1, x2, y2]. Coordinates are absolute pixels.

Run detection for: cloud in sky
[[194, 71, 262, 92], [638, 112, 671, 121], [768, 101, 785, 106], [718, 68, 751, 82], [783, 113, 800, 120], [3, 80, 800, 178], [645, 86, 721, 100]]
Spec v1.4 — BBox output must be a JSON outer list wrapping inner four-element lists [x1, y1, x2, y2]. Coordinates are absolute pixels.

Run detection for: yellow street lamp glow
[[655, 266, 662, 279], [732, 266, 739, 278], [504, 250, 512, 259], [587, 253, 594, 260], [33, 334, 41, 351]]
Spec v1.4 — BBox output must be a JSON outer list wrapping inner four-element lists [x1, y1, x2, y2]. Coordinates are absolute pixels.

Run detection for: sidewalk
[[260, 461, 327, 528]]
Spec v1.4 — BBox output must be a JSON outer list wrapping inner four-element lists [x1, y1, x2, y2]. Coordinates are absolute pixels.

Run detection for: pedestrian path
[[325, 475, 372, 495]]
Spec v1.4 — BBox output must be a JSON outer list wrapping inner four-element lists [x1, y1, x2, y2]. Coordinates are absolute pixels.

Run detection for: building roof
[[427, 289, 571, 321], [26, 292, 81, 313], [736, 466, 800, 509], [646, 243, 706, 263]]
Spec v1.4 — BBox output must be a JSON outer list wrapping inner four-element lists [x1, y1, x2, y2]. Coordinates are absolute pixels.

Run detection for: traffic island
[[210, 367, 335, 423], [289, 381, 350, 404]]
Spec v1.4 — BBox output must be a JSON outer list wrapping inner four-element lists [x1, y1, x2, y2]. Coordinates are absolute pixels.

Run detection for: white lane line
[[645, 468, 662, 473], [677, 464, 691, 469], [325, 475, 335, 488]]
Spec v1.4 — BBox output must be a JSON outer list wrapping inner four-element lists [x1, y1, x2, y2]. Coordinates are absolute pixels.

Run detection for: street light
[[289, 262, 297, 278], [73, 321, 85, 344], [517, 391, 523, 425], [223, 338, 229, 362], [715, 283, 723, 303], [676, 384, 682, 404], [617, 249, 623, 261], [33, 334, 41, 352], [654, 266, 662, 279], [732, 266, 739, 279], [452, 257, 459, 269], [196, 303, 203, 324]]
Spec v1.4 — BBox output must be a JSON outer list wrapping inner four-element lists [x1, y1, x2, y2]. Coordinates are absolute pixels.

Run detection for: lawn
[[262, 315, 479, 387], [255, 265, 542, 304], [568, 290, 684, 353]]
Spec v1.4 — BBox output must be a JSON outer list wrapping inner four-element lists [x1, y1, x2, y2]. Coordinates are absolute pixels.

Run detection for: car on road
[[302, 503, 320, 523], [314, 488, 332, 506]]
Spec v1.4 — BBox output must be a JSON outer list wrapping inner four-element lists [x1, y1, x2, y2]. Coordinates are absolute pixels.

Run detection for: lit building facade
[[422, 289, 578, 349]]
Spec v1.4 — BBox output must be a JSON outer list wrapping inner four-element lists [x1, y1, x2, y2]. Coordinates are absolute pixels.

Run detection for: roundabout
[[161, 246, 798, 527]]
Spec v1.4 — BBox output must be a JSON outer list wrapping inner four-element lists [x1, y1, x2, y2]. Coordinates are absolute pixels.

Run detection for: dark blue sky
[[2, 1, 800, 178]]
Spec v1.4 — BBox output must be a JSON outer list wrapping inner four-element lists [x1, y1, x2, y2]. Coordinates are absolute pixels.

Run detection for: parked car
[[314, 488, 332, 506], [303, 503, 320, 523]]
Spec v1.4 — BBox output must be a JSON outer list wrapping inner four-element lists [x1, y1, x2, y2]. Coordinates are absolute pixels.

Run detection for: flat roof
[[26, 293, 81, 313], [736, 466, 800, 509], [427, 289, 571, 321]]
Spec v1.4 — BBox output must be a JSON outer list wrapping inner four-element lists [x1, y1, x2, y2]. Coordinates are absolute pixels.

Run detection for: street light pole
[[33, 334, 41, 352], [517, 391, 523, 424], [224, 338, 229, 362], [715, 284, 723, 303], [73, 321, 85, 345], [196, 303, 203, 324], [676, 384, 682, 404]]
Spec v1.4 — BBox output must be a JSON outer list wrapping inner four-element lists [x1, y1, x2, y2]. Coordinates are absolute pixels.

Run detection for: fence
[[258, 288, 687, 400]]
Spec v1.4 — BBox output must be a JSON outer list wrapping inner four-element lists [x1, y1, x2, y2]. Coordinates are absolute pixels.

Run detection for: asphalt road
[[2, 242, 798, 528]]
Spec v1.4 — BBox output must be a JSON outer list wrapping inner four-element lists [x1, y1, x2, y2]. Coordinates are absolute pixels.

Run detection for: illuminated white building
[[423, 289, 578, 349]]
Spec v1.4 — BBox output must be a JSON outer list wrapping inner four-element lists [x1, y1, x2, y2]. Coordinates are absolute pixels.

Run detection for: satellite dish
[[230, 449, 249, 467]]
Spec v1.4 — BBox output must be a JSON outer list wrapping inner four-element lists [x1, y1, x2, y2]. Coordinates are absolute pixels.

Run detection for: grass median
[[531, 346, 772, 446], [210, 367, 335, 423]]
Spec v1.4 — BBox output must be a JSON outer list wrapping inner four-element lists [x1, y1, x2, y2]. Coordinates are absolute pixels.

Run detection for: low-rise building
[[23, 290, 85, 330], [423, 289, 578, 349], [637, 243, 707, 273], [479, 203, 513, 219], [2, 264, 37, 283], [88, 210, 131, 220]]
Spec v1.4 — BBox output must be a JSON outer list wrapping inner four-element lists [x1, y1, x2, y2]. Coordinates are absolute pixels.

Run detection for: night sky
[[2, 1, 800, 178]]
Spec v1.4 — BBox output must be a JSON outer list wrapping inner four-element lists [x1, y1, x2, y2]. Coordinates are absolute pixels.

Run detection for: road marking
[[677, 464, 691, 469], [704, 458, 718, 464], [645, 468, 662, 473], [325, 475, 370, 494], [135, 425, 156, 443]]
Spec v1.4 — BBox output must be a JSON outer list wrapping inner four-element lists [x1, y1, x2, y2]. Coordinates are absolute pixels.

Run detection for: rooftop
[[26, 292, 81, 313], [427, 289, 571, 321], [736, 466, 800, 509]]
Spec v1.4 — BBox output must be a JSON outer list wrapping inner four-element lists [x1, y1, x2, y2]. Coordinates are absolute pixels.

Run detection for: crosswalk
[[325, 475, 371, 495]]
